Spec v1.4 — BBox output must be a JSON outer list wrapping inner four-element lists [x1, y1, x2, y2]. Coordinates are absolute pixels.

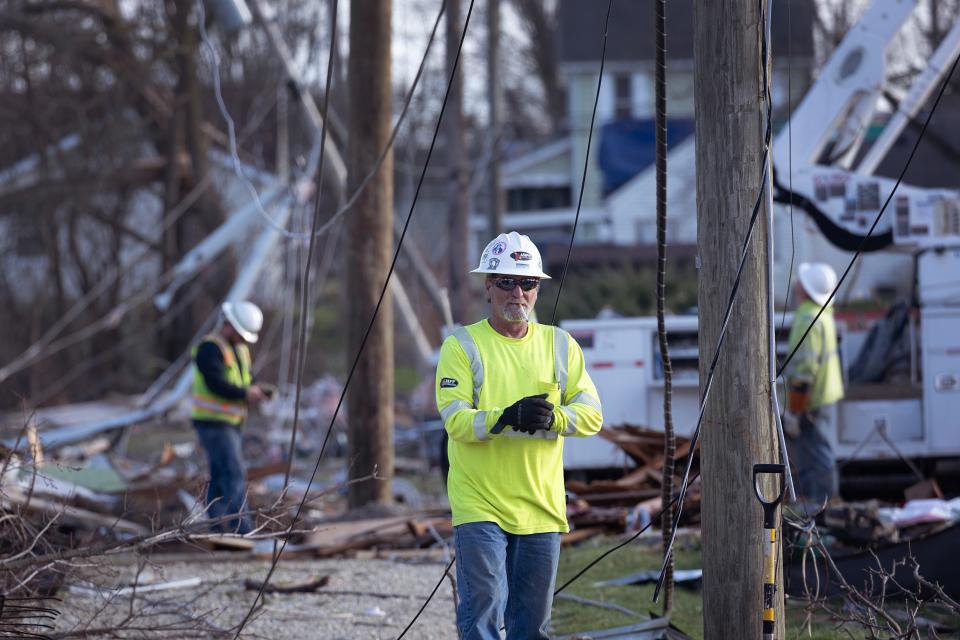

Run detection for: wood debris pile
[[566, 425, 702, 536]]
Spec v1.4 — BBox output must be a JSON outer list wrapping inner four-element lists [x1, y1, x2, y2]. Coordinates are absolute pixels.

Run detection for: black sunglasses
[[492, 277, 540, 292]]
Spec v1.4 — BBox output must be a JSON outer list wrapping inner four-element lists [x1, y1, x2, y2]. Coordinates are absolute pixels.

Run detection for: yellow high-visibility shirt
[[786, 300, 844, 410], [436, 319, 603, 534]]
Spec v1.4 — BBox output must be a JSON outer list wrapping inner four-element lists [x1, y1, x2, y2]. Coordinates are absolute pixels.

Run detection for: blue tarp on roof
[[597, 119, 694, 194]]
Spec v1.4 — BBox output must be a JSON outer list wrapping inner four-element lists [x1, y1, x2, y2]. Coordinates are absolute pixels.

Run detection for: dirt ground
[[54, 553, 459, 639]]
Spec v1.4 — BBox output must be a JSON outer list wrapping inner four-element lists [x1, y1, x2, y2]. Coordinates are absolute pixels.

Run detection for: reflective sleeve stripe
[[570, 391, 601, 411], [560, 405, 578, 436], [473, 412, 491, 441], [554, 327, 570, 397], [453, 327, 484, 407], [192, 397, 246, 417], [440, 399, 472, 423], [499, 428, 558, 440]]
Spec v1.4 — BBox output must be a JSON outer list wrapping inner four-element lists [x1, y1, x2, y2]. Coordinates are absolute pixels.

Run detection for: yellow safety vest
[[191, 334, 252, 425]]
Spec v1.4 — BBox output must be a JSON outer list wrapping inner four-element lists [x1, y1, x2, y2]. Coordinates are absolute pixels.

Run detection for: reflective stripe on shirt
[[453, 326, 484, 407]]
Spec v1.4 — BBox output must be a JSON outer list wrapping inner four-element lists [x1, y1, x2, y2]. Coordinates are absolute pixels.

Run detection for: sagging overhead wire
[[652, 0, 776, 602], [1, 0, 446, 389], [777, 47, 960, 379], [231, 1, 475, 637], [397, 2, 614, 635], [547, 0, 614, 326], [199, 0, 447, 242]]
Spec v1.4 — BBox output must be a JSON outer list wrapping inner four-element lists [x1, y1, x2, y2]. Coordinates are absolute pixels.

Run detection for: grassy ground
[[551, 534, 840, 639]]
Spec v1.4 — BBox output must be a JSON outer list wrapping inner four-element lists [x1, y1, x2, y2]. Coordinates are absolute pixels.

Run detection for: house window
[[506, 186, 573, 212], [614, 74, 633, 120]]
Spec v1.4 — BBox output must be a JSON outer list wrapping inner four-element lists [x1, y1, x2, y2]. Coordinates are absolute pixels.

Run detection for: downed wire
[[396, 2, 614, 635], [554, 475, 696, 597], [232, 2, 477, 637]]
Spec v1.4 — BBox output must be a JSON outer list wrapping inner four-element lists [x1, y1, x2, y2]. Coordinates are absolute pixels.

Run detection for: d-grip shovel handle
[[753, 463, 785, 529]]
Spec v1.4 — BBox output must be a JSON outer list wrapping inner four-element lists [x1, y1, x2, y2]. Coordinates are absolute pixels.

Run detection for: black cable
[[653, 0, 676, 614], [232, 2, 477, 637], [236, 0, 340, 631], [653, 0, 774, 601], [554, 475, 695, 596], [278, 0, 341, 499], [395, 556, 457, 640], [395, 3, 614, 634], [277, 0, 448, 499], [780, 0, 796, 332], [548, 0, 615, 326], [777, 49, 960, 379]]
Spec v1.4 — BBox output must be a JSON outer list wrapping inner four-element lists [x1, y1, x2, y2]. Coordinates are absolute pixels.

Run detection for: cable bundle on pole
[[653, 0, 675, 616]]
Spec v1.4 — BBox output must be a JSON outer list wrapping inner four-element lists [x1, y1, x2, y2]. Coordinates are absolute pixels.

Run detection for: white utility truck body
[[562, 0, 960, 471]]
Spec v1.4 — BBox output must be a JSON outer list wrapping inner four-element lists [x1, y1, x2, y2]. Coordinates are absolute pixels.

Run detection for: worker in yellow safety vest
[[436, 231, 603, 640], [191, 301, 268, 535], [783, 263, 845, 504]]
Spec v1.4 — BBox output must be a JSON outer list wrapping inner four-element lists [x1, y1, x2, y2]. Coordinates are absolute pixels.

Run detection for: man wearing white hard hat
[[783, 263, 844, 503], [435, 231, 603, 639], [190, 301, 268, 535]]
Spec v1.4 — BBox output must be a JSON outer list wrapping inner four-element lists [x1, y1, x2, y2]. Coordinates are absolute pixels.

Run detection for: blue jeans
[[454, 522, 561, 640], [193, 421, 252, 535], [788, 409, 838, 504]]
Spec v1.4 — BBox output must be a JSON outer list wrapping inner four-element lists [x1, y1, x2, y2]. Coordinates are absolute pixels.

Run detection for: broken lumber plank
[[243, 575, 330, 593]]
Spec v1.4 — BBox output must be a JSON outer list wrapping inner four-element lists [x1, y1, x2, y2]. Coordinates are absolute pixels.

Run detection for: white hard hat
[[222, 301, 263, 343], [797, 263, 838, 307], [471, 231, 551, 279]]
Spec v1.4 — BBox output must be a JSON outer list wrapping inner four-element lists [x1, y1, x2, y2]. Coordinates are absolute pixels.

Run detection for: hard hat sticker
[[488, 258, 501, 269], [492, 241, 507, 255], [511, 251, 532, 261]]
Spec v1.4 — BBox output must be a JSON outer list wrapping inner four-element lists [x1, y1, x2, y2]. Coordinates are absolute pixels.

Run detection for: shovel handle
[[754, 463, 785, 640], [753, 463, 785, 527]]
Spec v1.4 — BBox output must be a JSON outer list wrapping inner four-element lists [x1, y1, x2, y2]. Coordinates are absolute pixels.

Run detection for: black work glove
[[495, 394, 555, 435]]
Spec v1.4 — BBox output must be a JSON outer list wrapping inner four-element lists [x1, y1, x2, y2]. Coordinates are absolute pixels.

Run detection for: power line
[[230, 2, 475, 636], [2, 0, 446, 391], [653, 0, 775, 601], [395, 2, 614, 634], [777, 48, 960, 378], [231, 0, 340, 628], [199, 0, 447, 242], [548, 0, 614, 326]]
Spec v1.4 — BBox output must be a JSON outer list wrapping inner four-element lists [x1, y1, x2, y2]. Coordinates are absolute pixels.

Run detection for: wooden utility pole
[[346, 0, 394, 507], [694, 0, 783, 638], [487, 0, 504, 238], [446, 0, 470, 321]]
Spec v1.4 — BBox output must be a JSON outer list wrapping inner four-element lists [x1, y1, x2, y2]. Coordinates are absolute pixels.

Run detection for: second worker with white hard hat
[[783, 262, 844, 504], [436, 231, 603, 639]]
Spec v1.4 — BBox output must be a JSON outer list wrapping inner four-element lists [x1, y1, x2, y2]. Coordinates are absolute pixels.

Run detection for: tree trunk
[[694, 0, 783, 637], [346, 0, 394, 508]]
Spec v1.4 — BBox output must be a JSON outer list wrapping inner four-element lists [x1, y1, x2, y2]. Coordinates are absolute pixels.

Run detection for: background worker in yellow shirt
[[783, 263, 845, 504], [436, 232, 603, 640]]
